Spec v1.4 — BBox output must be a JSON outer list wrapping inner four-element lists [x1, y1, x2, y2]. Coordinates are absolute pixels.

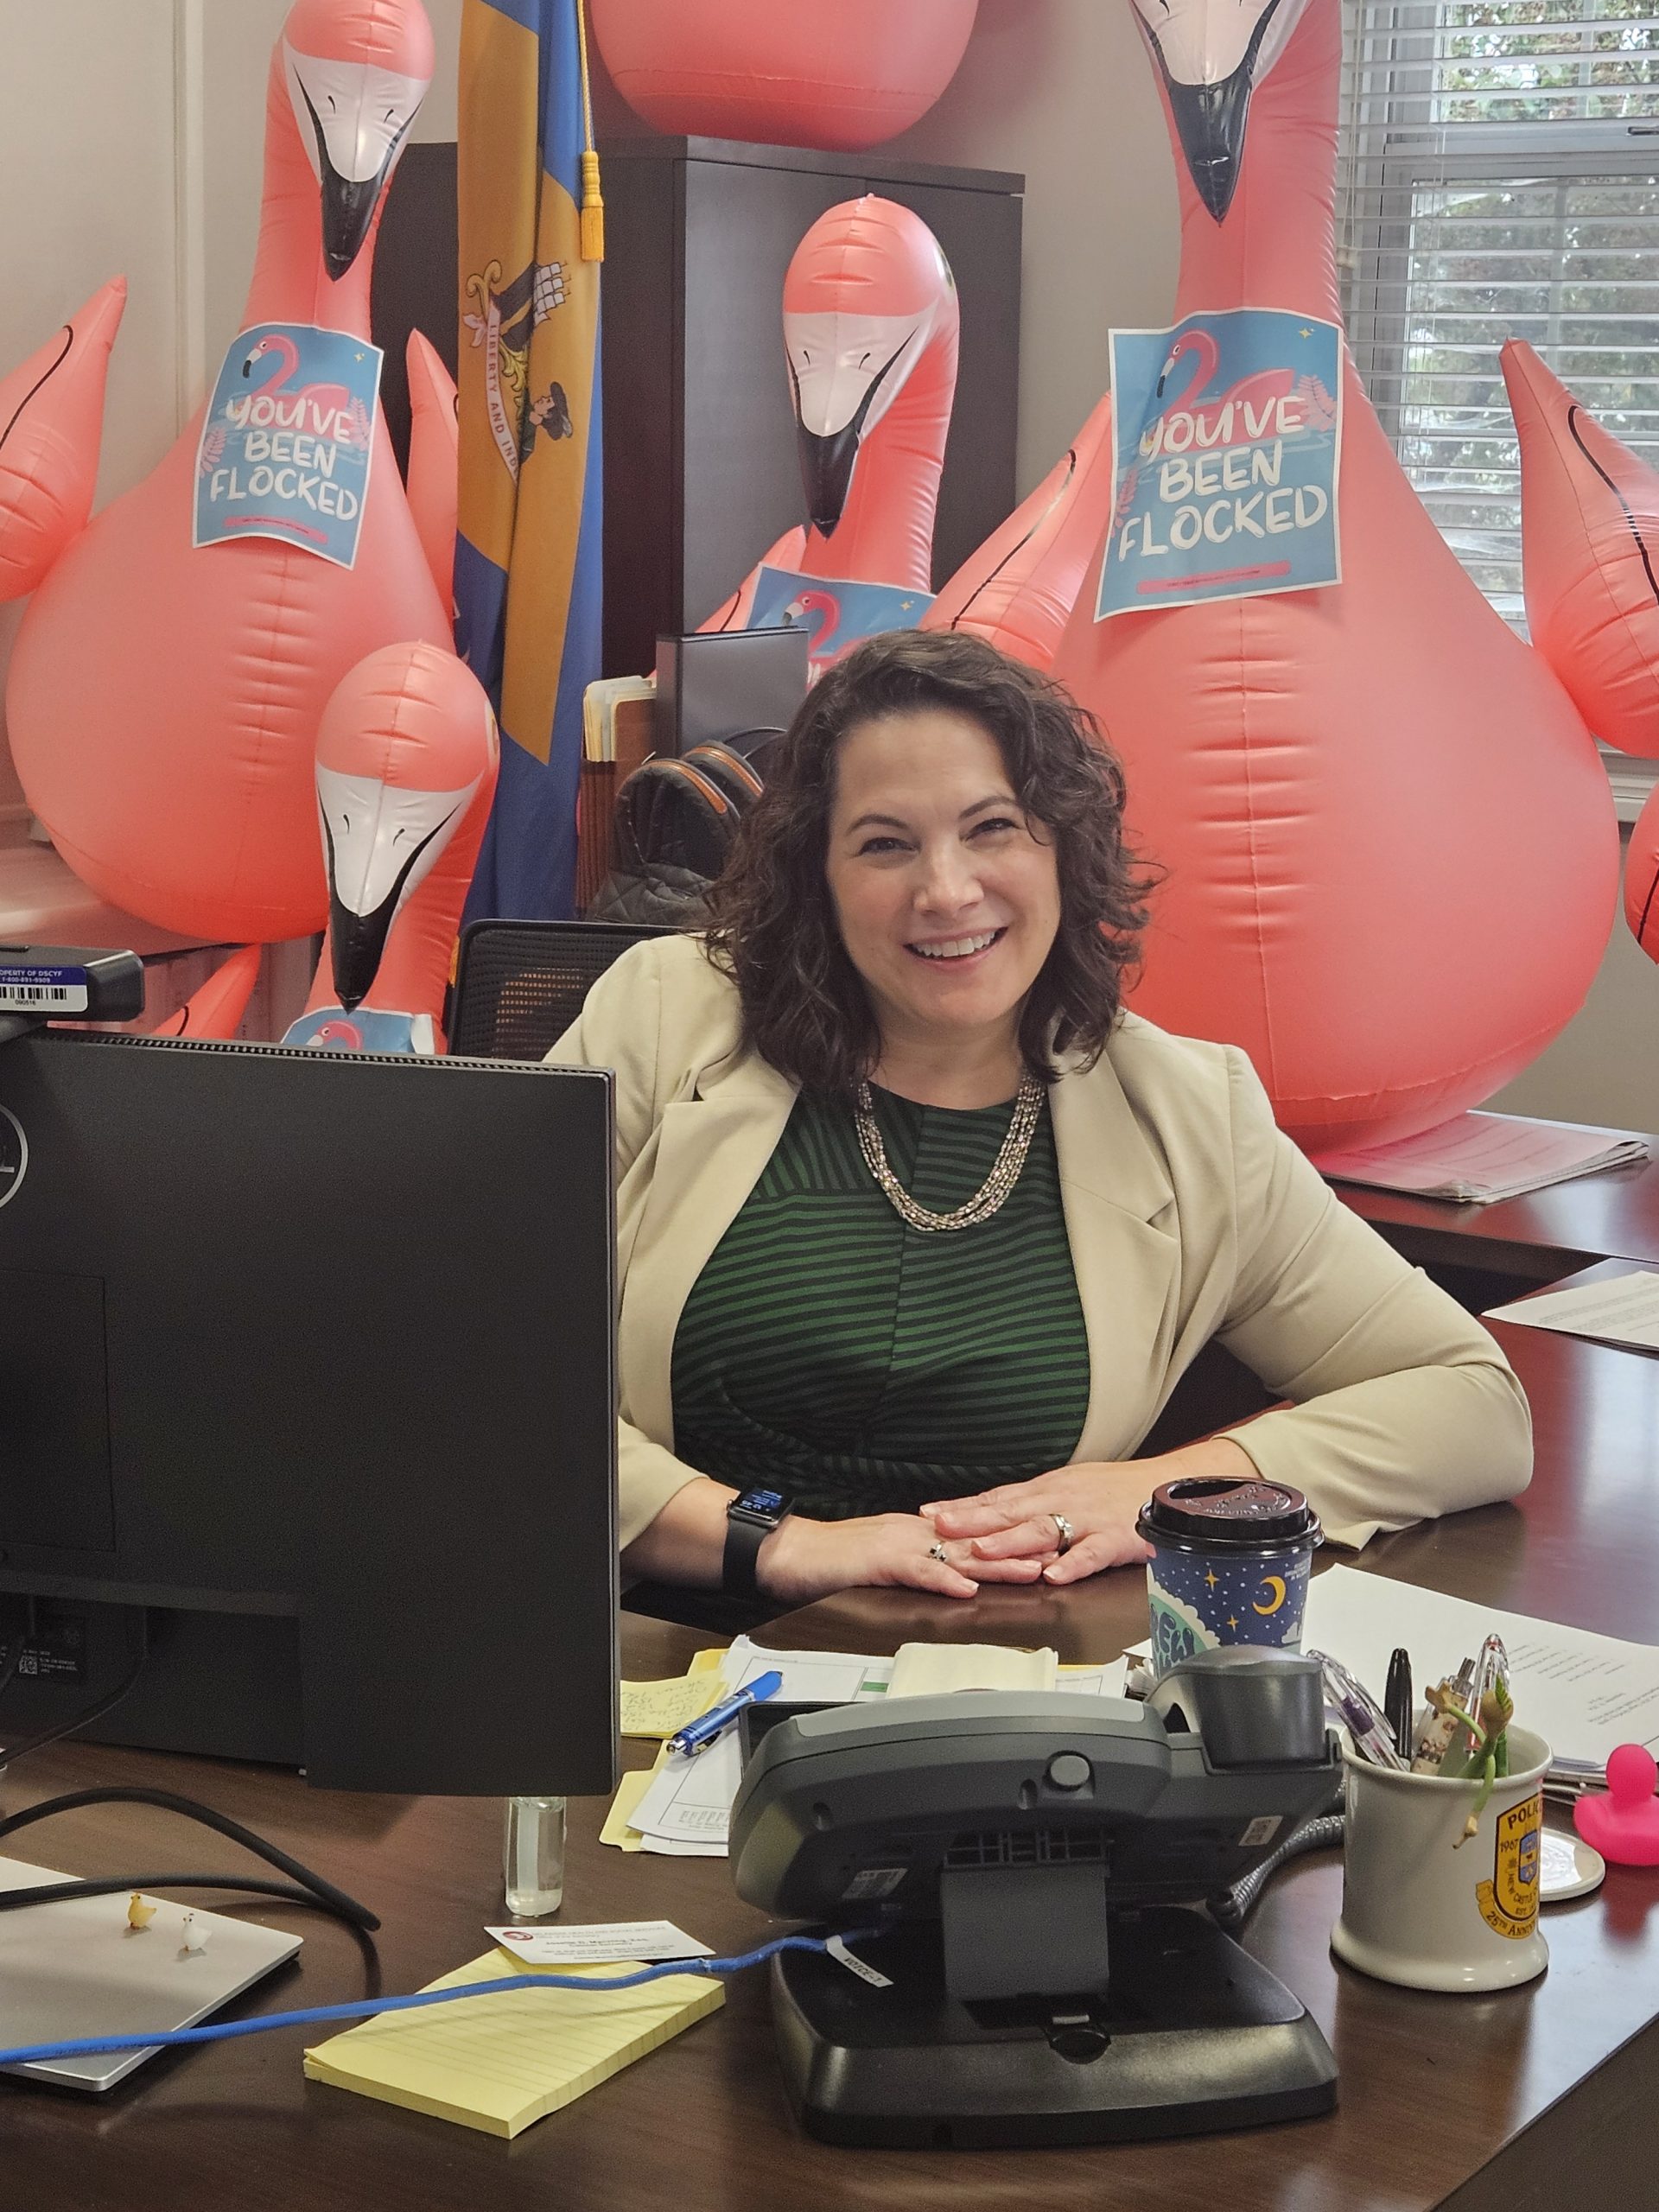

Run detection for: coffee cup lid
[[1137, 1475, 1319, 1548]]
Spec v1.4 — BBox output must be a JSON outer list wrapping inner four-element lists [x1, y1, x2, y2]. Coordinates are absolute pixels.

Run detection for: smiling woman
[[548, 630, 1533, 1612]]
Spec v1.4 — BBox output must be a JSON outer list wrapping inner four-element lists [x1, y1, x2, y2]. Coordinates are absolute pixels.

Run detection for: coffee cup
[[1136, 1476, 1321, 1680]]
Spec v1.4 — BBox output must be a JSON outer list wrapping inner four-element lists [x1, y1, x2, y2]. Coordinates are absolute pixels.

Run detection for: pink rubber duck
[[1052, 0, 1620, 1152], [1575, 1746, 1659, 1868]]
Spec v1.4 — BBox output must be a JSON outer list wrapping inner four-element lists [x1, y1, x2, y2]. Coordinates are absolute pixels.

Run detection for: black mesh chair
[[450, 914, 792, 1632], [448, 918, 677, 1061]]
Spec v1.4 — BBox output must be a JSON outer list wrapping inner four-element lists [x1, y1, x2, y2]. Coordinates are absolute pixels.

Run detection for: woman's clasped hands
[[920, 1462, 1157, 1586], [921, 1440, 1256, 1586]]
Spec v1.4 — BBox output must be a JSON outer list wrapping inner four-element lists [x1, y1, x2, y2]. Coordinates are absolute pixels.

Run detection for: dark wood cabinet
[[373, 137, 1023, 677]]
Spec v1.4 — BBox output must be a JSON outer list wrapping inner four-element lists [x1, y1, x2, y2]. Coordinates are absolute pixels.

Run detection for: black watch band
[[722, 1487, 791, 1598]]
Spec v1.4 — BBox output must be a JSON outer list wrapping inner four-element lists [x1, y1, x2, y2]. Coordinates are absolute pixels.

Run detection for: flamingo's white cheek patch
[[784, 308, 936, 440], [284, 44, 429, 187]]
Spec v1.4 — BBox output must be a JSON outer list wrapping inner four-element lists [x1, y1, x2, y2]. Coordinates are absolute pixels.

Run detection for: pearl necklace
[[853, 1074, 1046, 1235]]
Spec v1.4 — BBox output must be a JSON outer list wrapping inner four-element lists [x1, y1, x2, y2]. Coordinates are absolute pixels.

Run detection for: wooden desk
[[4, 1319, 1657, 2212], [1332, 1143, 1659, 1282]]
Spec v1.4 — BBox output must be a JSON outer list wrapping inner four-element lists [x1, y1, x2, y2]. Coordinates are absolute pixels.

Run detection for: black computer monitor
[[0, 1029, 618, 1797]]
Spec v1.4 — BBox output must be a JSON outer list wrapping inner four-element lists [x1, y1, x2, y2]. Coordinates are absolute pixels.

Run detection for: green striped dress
[[671, 1084, 1091, 1520]]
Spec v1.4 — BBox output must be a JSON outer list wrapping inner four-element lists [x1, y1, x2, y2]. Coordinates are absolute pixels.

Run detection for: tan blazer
[[550, 935, 1531, 1553]]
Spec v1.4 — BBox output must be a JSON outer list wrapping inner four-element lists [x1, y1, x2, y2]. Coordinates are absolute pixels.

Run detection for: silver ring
[[1052, 1514, 1075, 1555], [928, 1540, 949, 1563]]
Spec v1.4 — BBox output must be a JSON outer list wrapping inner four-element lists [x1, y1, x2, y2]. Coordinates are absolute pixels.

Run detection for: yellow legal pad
[[302, 1951, 723, 2138]]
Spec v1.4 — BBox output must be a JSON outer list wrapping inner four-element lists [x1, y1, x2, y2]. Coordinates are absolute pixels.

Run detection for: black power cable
[[0, 1606, 150, 1772], [0, 1788, 378, 1932], [0, 1607, 378, 1935]]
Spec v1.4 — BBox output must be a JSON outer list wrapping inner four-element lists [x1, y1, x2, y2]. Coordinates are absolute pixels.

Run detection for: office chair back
[[449, 918, 677, 1062]]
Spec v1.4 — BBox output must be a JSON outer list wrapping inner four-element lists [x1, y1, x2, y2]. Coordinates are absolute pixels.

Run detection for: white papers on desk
[[626, 1641, 1129, 1855], [887, 1643, 1058, 1696], [626, 1642, 893, 1855], [1484, 1268, 1659, 1353], [1304, 1566, 1659, 1762], [1313, 1110, 1649, 1204]]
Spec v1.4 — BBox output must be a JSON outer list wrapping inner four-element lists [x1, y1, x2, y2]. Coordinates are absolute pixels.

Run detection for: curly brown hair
[[702, 629, 1157, 1094]]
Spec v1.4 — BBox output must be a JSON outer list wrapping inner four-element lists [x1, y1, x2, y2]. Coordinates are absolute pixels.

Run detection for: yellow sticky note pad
[[599, 1765, 657, 1852], [619, 1674, 721, 1739], [302, 1952, 722, 2138]]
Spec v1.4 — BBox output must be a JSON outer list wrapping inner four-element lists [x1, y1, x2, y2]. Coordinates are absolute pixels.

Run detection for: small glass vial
[[503, 1795, 566, 1918]]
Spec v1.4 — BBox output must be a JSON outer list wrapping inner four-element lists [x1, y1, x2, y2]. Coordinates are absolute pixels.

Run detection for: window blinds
[[1343, 0, 1659, 631]]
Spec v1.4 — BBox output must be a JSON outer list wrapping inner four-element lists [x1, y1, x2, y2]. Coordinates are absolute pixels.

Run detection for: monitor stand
[[769, 1908, 1338, 2149]]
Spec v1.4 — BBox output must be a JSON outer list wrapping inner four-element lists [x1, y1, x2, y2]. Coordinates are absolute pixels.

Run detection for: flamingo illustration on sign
[[1138, 324, 1337, 457], [783, 587, 842, 675], [240, 331, 368, 445]]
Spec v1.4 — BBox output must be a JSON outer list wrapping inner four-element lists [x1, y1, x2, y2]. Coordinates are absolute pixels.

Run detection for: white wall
[[0, 0, 182, 831]]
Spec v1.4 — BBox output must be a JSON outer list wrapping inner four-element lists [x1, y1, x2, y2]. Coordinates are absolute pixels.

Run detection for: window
[[1342, 0, 1659, 808]]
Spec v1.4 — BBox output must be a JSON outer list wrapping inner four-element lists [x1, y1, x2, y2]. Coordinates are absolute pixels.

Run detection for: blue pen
[[667, 1669, 785, 1758]]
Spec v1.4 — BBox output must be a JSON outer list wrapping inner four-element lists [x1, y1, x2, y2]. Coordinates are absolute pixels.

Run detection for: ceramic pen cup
[[1136, 1476, 1322, 1680], [1332, 1724, 1550, 1993]]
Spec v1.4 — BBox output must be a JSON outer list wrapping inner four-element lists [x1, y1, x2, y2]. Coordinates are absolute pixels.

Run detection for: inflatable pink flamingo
[[703, 196, 959, 629], [284, 643, 499, 1052], [1630, 805, 1659, 963], [924, 393, 1117, 671], [1502, 340, 1659, 763], [404, 329, 459, 613], [1052, 0, 1618, 1151], [2, 0, 452, 950], [1501, 340, 1659, 975], [0, 279, 126, 599]]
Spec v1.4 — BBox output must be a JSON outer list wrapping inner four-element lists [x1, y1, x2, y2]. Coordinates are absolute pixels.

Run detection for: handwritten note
[[620, 1675, 721, 1740]]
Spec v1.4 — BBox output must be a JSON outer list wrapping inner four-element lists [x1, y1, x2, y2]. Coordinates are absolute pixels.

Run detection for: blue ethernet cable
[[0, 1930, 879, 2071]]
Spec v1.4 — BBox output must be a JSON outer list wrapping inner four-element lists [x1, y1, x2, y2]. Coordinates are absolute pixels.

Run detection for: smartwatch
[[723, 1485, 791, 1597]]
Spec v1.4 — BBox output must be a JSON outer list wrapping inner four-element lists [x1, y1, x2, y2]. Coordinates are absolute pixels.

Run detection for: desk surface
[[1334, 1142, 1659, 1280], [4, 1313, 1658, 2212]]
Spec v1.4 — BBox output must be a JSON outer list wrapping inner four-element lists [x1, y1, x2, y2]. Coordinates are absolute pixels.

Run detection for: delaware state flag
[[456, 0, 601, 920]]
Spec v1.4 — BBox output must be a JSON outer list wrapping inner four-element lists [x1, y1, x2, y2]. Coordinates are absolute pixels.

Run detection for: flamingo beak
[[1163, 70, 1256, 223], [284, 43, 429, 280], [1130, 0, 1311, 224], [316, 766, 480, 1011], [789, 340, 909, 538]]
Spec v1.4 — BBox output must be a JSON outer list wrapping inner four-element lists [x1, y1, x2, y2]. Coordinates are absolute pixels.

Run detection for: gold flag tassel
[[575, 0, 605, 261]]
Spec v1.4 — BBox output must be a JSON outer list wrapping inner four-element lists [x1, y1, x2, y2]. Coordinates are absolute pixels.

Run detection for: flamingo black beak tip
[[1161, 66, 1253, 225]]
